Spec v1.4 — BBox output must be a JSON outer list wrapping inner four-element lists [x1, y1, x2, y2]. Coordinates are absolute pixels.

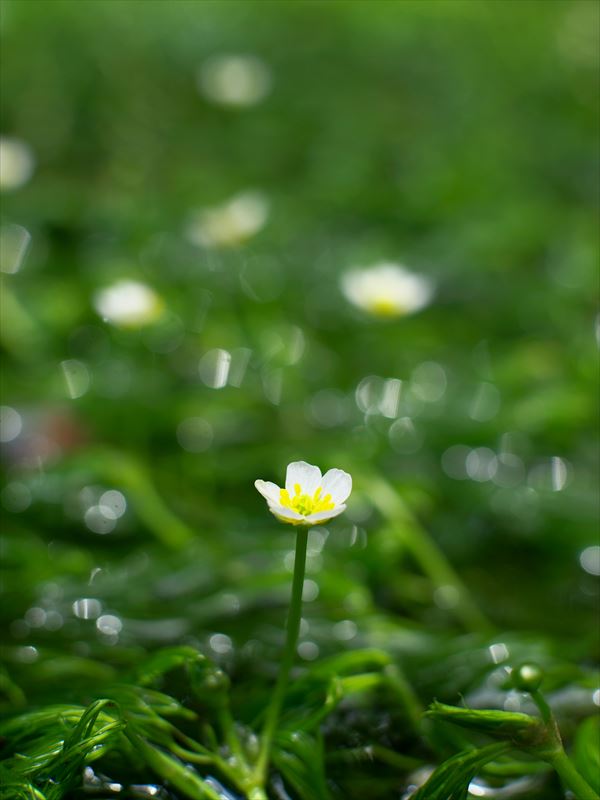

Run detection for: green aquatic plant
[[1, 643, 421, 799], [417, 664, 600, 799], [2, 462, 597, 799], [1, 3, 598, 798]]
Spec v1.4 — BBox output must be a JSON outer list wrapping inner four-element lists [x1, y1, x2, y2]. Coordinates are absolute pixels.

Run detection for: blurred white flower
[[198, 54, 272, 107], [255, 460, 352, 527], [0, 137, 35, 191], [93, 280, 164, 328], [186, 191, 269, 249], [341, 262, 434, 318]]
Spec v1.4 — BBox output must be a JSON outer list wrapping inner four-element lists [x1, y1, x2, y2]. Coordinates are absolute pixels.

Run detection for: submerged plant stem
[[549, 749, 600, 800], [217, 705, 245, 764], [255, 526, 308, 782], [529, 688, 600, 800]]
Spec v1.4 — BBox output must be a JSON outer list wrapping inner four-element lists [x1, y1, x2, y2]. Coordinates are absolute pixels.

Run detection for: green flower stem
[[530, 689, 600, 799], [530, 688, 554, 727], [549, 749, 600, 800], [255, 526, 309, 782]]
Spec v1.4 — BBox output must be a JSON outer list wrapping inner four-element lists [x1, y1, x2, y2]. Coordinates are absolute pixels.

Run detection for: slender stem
[[171, 744, 215, 765], [217, 705, 245, 765], [549, 749, 600, 800], [255, 526, 308, 781], [530, 688, 554, 727], [326, 744, 422, 771], [529, 689, 600, 799]]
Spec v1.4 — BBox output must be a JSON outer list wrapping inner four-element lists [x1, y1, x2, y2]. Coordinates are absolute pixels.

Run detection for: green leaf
[[272, 730, 332, 800], [0, 700, 124, 800], [0, 778, 47, 800], [573, 716, 600, 793], [41, 701, 123, 800], [105, 683, 196, 721], [132, 645, 231, 708], [277, 648, 421, 735], [307, 648, 392, 678], [133, 645, 208, 685], [426, 701, 551, 751], [129, 734, 225, 800], [412, 742, 510, 800]]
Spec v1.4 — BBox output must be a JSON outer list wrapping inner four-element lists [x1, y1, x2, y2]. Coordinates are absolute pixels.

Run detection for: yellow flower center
[[280, 484, 335, 516], [368, 298, 402, 317]]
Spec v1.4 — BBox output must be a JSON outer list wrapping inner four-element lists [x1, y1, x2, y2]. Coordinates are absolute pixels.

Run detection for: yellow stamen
[[279, 485, 335, 516], [369, 298, 403, 317]]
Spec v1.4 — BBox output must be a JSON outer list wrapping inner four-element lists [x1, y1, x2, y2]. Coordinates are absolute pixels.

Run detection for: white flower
[[341, 262, 433, 318], [186, 191, 269, 249], [0, 137, 35, 191], [255, 461, 352, 526], [197, 54, 272, 108], [93, 280, 164, 328]]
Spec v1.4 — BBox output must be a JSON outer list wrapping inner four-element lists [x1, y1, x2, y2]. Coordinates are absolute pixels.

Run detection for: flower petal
[[341, 271, 367, 308], [304, 504, 346, 524], [285, 461, 322, 495], [255, 479, 281, 505], [267, 503, 306, 524], [320, 469, 352, 504]]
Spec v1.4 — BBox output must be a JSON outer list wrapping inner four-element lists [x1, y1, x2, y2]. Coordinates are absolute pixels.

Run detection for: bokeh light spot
[[1, 481, 32, 512], [580, 546, 600, 576], [297, 641, 319, 660], [469, 382, 501, 422], [199, 349, 231, 389], [96, 614, 123, 635], [72, 598, 103, 620], [84, 505, 118, 534], [0, 405, 22, 442], [177, 417, 213, 453], [411, 362, 447, 403], [389, 417, 423, 454], [0, 223, 31, 273], [99, 490, 127, 519], [61, 359, 91, 399]]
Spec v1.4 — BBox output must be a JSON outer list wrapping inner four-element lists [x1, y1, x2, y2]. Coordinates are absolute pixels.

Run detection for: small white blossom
[[0, 137, 35, 191], [197, 54, 272, 108], [186, 191, 269, 249], [342, 262, 433, 318], [255, 461, 352, 526], [93, 280, 164, 328]]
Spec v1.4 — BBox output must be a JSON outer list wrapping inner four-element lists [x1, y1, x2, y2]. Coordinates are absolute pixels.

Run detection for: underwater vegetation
[[1, 1, 598, 798]]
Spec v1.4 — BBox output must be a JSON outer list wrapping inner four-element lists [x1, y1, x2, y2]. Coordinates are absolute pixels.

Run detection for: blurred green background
[[1, 1, 598, 798]]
